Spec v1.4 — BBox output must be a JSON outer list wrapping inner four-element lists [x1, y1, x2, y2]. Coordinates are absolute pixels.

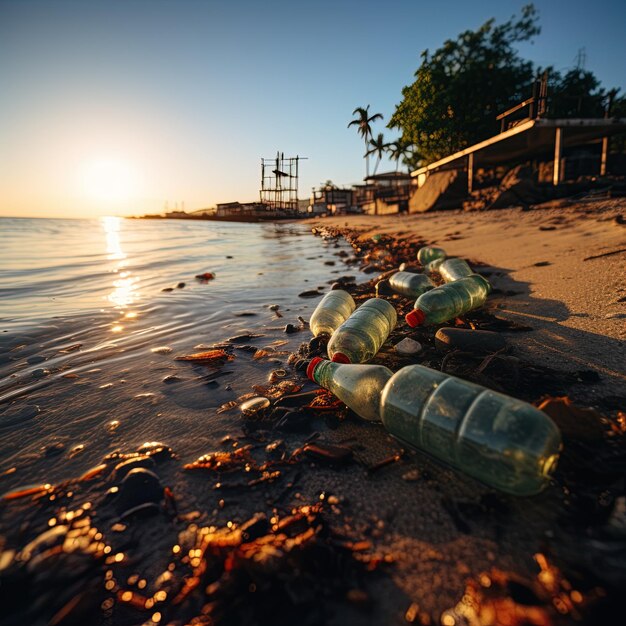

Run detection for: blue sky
[[1, 0, 624, 217]]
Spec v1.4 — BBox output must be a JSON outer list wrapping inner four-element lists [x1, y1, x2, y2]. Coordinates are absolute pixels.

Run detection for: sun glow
[[81, 158, 138, 205]]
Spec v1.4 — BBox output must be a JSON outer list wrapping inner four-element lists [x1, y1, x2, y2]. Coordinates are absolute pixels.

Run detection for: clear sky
[[1, 0, 625, 218]]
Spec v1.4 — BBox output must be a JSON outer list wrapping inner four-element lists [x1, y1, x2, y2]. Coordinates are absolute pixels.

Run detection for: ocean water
[[0, 216, 361, 486]]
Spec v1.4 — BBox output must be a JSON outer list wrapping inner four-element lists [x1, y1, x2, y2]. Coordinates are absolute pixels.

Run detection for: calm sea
[[0, 216, 360, 485]]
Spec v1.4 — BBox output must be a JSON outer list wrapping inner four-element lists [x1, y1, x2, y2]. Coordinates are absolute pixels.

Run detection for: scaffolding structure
[[260, 152, 305, 212]]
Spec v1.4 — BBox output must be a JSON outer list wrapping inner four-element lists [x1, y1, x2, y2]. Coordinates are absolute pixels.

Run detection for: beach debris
[[434, 327, 507, 353], [268, 368, 287, 383], [227, 332, 265, 343], [217, 400, 239, 414], [133, 441, 174, 462], [162, 374, 183, 383], [1, 483, 53, 501], [284, 323, 299, 333], [176, 282, 186, 288], [114, 467, 164, 517], [161, 287, 174, 292], [195, 271, 215, 280], [240, 396, 270, 417], [175, 349, 233, 363], [367, 452, 403, 474], [31, 368, 50, 378], [375, 279, 394, 296], [184, 445, 254, 472], [302, 442, 353, 464], [299, 289, 322, 298], [535, 396, 605, 442], [394, 337, 422, 355], [151, 345, 173, 354]]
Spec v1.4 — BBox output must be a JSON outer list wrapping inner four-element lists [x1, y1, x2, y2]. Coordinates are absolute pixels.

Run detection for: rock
[[269, 304, 280, 311], [162, 375, 183, 384], [298, 290, 322, 298], [240, 397, 270, 417], [324, 261, 335, 266], [113, 455, 157, 481], [394, 337, 422, 355], [115, 468, 163, 516], [284, 323, 299, 334], [435, 328, 507, 353], [26, 355, 47, 365], [176, 282, 186, 288], [161, 287, 174, 292], [31, 368, 50, 378]]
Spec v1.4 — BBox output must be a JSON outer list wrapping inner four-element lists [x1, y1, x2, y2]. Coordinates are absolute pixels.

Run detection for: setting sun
[[81, 158, 138, 205]]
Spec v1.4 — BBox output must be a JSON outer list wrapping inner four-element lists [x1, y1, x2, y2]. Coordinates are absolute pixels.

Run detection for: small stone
[[240, 397, 270, 417], [161, 287, 174, 292], [284, 323, 299, 334], [176, 282, 186, 289], [162, 375, 182, 384], [324, 260, 335, 266], [298, 290, 321, 298], [115, 468, 163, 516], [26, 355, 46, 365], [434, 328, 506, 354], [43, 442, 65, 457], [394, 337, 422, 355], [31, 368, 50, 378], [269, 304, 280, 311]]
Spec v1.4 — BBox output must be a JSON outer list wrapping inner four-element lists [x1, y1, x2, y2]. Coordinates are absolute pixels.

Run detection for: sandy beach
[[1, 203, 625, 625]]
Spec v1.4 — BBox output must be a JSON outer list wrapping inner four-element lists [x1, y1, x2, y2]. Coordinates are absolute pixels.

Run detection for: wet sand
[[1, 203, 625, 625]]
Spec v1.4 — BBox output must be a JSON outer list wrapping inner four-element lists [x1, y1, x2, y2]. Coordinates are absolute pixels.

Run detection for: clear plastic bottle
[[439, 258, 474, 282], [417, 246, 446, 266], [309, 289, 356, 337], [379, 365, 562, 495], [424, 257, 445, 274], [405, 274, 490, 327], [389, 271, 435, 298], [307, 358, 393, 421], [327, 298, 397, 363]]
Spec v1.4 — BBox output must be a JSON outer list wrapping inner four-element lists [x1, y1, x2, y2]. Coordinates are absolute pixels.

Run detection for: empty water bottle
[[405, 274, 490, 327], [379, 365, 561, 495], [439, 258, 474, 282], [424, 257, 445, 274], [417, 246, 446, 266], [327, 298, 397, 363], [389, 271, 435, 298], [307, 358, 393, 421], [309, 290, 356, 337]]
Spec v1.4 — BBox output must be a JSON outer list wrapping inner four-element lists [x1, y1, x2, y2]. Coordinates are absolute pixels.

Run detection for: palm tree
[[366, 133, 389, 176], [387, 138, 414, 172], [348, 105, 383, 178]]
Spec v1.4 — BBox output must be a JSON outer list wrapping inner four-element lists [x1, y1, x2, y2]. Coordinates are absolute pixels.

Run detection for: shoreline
[[1, 207, 625, 624]]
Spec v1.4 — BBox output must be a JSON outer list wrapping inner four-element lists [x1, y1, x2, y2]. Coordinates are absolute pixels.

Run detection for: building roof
[[411, 117, 626, 176]]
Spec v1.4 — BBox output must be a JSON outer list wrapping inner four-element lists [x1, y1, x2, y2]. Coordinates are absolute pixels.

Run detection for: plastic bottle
[[389, 271, 435, 298], [417, 246, 446, 266], [424, 257, 445, 274], [439, 258, 474, 282], [327, 298, 397, 363], [307, 358, 393, 421], [405, 274, 491, 327], [309, 290, 356, 337], [379, 365, 562, 495]]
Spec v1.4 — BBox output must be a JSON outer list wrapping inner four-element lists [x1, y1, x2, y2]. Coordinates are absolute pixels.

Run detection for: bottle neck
[[308, 358, 339, 390]]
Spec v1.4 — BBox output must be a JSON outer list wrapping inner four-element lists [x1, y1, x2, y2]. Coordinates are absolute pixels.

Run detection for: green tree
[[366, 133, 389, 176], [388, 5, 540, 164], [348, 105, 383, 177], [550, 68, 608, 118]]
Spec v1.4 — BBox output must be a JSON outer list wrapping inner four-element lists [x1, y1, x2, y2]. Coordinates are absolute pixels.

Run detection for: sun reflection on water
[[102, 216, 138, 314]]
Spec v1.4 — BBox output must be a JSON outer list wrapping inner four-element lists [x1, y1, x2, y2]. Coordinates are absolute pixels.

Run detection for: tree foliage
[[389, 5, 540, 165], [348, 105, 383, 177]]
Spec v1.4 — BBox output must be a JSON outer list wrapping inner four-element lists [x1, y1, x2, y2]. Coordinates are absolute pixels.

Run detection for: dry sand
[[309, 198, 626, 402]]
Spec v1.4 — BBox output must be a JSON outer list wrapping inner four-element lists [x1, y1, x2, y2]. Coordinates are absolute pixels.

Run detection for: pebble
[[176, 282, 186, 289], [31, 368, 50, 378], [298, 290, 322, 298], [26, 355, 47, 365], [434, 328, 507, 353], [161, 287, 174, 292], [284, 323, 299, 334], [240, 397, 270, 417], [115, 468, 163, 516], [162, 375, 183, 384], [269, 304, 280, 311], [394, 337, 422, 355]]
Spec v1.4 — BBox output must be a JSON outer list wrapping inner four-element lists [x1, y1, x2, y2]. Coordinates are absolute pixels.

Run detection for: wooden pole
[[467, 153, 474, 194], [600, 137, 608, 176], [553, 127, 562, 186]]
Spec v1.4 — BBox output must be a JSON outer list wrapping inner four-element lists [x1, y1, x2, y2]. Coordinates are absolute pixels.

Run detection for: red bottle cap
[[405, 308, 426, 327], [306, 357, 325, 381], [331, 352, 351, 364]]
